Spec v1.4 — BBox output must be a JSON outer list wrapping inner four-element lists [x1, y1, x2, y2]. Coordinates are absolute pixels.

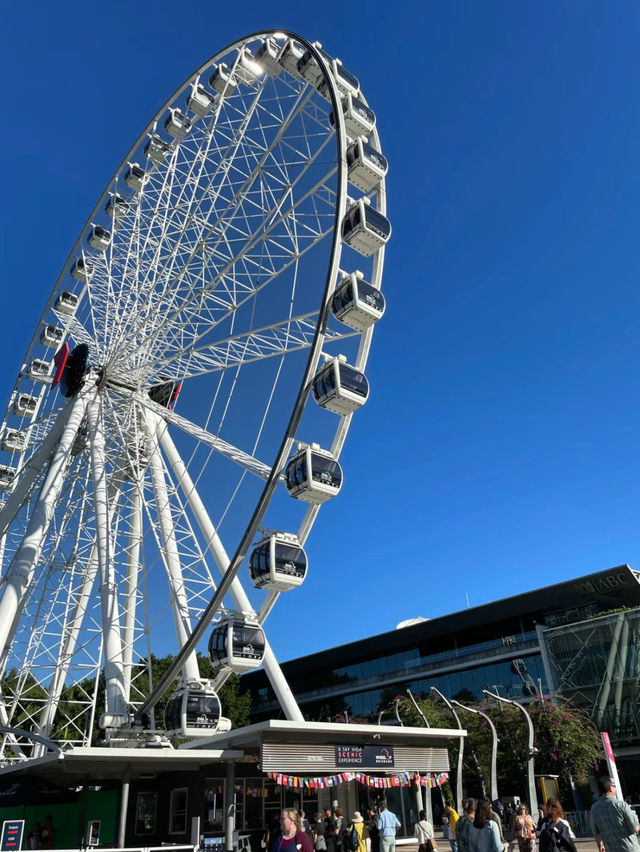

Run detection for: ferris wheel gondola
[[249, 533, 308, 592], [164, 680, 231, 738], [208, 615, 266, 673], [0, 29, 388, 758]]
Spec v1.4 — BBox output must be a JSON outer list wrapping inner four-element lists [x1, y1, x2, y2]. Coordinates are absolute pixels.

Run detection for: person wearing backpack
[[347, 812, 371, 852]]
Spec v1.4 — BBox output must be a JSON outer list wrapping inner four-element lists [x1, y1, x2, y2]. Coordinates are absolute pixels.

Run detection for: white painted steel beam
[[0, 386, 94, 676], [87, 396, 128, 727], [145, 414, 200, 683], [157, 418, 304, 722]]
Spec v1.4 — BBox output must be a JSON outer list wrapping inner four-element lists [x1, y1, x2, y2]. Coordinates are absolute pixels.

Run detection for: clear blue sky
[[2, 1, 640, 663]]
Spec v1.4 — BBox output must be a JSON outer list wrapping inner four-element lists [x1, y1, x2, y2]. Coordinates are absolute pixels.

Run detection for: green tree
[[380, 693, 602, 807]]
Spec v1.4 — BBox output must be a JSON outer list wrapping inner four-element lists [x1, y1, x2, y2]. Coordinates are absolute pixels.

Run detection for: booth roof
[[179, 718, 466, 751], [0, 721, 463, 786]]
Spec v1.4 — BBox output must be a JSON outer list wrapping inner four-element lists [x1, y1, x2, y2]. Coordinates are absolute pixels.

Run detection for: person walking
[[538, 799, 577, 852], [446, 802, 460, 852], [511, 805, 535, 852], [457, 800, 477, 852], [313, 813, 328, 852], [590, 777, 640, 852], [469, 799, 503, 852], [376, 800, 401, 852], [415, 809, 437, 852]]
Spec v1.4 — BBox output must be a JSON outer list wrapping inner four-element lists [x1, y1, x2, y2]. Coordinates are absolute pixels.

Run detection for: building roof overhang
[[0, 745, 244, 786], [180, 719, 466, 751]]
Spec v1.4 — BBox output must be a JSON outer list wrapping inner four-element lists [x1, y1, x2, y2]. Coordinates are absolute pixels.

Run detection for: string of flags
[[266, 771, 449, 790]]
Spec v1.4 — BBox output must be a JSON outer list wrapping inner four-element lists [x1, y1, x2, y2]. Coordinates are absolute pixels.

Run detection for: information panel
[[335, 745, 395, 768], [1, 820, 24, 852]]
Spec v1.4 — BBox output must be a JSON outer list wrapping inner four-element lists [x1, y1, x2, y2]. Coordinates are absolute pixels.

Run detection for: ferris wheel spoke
[[123, 130, 337, 371], [134, 394, 276, 482], [150, 312, 358, 380], [104, 78, 315, 365]]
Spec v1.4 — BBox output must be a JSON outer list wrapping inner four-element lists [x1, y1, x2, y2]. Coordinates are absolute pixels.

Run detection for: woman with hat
[[347, 812, 371, 852]]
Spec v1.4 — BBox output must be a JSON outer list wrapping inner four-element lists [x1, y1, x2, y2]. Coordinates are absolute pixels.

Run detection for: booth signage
[[1, 820, 24, 852], [336, 745, 394, 768]]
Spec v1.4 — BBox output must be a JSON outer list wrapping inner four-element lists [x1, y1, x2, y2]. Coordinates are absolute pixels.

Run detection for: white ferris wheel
[[0, 30, 389, 761]]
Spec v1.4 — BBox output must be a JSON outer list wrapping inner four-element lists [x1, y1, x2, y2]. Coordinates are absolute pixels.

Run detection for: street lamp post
[[406, 689, 433, 824], [431, 686, 464, 815], [452, 699, 499, 801], [483, 689, 538, 812]]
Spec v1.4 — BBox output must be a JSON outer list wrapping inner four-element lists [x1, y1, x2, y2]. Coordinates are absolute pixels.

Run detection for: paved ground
[[397, 834, 598, 850]]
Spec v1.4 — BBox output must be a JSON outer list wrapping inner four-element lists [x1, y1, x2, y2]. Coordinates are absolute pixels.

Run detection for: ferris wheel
[[0, 30, 389, 760]]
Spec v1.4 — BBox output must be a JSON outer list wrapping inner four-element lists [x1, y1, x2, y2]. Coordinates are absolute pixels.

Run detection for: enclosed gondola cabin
[[331, 271, 386, 332], [164, 108, 191, 140], [298, 46, 332, 88], [312, 356, 369, 415], [284, 443, 343, 503], [27, 358, 53, 382], [0, 465, 16, 491], [13, 394, 37, 418], [144, 135, 170, 165], [342, 199, 391, 256], [40, 324, 64, 348], [255, 37, 283, 77], [208, 616, 266, 673], [331, 94, 376, 139], [234, 48, 263, 85], [209, 63, 238, 96], [88, 225, 111, 252], [347, 139, 388, 192], [1, 429, 28, 454], [164, 682, 231, 739], [54, 290, 79, 316], [249, 533, 307, 592], [187, 83, 215, 117], [278, 38, 305, 77], [105, 194, 130, 219], [124, 163, 147, 191], [70, 257, 94, 282], [317, 61, 360, 101]]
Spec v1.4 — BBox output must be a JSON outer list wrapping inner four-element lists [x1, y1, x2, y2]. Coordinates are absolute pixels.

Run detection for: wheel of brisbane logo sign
[[336, 745, 395, 768]]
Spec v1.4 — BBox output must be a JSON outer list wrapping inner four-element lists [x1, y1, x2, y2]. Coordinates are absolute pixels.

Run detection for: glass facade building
[[242, 565, 640, 794]]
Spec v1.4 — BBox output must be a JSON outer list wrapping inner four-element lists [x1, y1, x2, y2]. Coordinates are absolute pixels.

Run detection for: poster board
[[1, 820, 24, 852]]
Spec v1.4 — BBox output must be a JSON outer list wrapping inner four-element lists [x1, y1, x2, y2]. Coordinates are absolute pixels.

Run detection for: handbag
[[316, 836, 327, 851]]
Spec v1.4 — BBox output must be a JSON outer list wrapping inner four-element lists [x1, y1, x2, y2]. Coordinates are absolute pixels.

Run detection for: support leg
[[87, 396, 127, 728], [145, 415, 200, 683], [225, 760, 236, 852], [158, 419, 304, 721]]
